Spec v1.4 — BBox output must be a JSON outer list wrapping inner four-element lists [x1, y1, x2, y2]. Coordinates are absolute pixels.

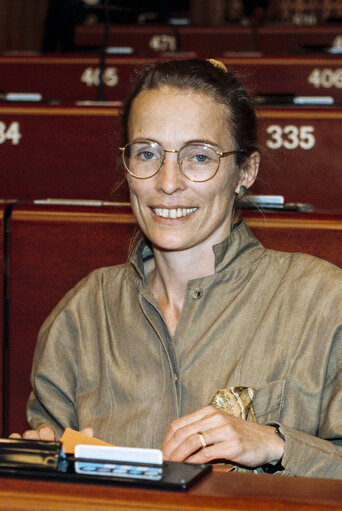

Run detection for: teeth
[[153, 207, 198, 218]]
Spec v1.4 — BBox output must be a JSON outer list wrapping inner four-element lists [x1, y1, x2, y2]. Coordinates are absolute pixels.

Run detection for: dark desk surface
[[0, 469, 342, 510]]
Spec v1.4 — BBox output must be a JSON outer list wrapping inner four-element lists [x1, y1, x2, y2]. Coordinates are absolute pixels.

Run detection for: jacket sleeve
[[26, 301, 80, 436], [26, 275, 94, 436], [273, 326, 342, 478]]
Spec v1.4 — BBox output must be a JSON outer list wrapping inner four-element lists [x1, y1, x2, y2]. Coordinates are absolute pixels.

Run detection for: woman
[[12, 59, 342, 478]]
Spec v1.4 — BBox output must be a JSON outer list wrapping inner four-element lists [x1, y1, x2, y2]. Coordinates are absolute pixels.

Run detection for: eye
[[193, 153, 209, 163], [131, 143, 160, 161], [139, 150, 156, 160]]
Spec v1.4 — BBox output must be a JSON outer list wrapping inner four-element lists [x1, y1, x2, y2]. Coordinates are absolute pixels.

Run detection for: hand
[[9, 425, 94, 442], [162, 405, 284, 468], [9, 423, 60, 441]]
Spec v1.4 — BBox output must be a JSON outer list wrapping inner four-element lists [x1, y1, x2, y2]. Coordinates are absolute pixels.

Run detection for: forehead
[[128, 86, 233, 146]]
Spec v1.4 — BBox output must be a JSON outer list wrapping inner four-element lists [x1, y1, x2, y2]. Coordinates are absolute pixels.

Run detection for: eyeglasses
[[119, 140, 241, 182]]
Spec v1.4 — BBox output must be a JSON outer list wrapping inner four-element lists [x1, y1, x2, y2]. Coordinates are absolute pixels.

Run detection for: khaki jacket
[[28, 221, 342, 478]]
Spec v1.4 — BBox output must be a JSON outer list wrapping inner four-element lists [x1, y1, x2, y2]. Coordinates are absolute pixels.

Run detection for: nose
[[157, 152, 186, 195]]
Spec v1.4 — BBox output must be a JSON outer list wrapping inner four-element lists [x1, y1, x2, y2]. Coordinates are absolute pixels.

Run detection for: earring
[[236, 185, 247, 200]]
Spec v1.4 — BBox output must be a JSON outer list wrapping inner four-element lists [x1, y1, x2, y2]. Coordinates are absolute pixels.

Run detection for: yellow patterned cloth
[[210, 386, 257, 472], [210, 386, 256, 422]]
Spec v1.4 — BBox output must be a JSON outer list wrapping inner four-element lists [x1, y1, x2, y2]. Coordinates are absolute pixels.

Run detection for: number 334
[[266, 125, 315, 150]]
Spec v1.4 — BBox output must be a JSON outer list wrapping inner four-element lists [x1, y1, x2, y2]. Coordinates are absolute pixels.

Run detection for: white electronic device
[[74, 444, 163, 481]]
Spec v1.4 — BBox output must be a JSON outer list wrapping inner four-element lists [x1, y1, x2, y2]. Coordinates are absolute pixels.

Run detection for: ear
[[235, 152, 260, 193]]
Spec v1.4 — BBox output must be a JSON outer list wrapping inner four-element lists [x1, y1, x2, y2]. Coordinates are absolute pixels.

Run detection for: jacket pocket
[[253, 379, 286, 423]]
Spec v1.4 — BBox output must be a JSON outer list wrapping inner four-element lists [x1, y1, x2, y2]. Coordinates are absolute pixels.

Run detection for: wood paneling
[[0, 469, 341, 510], [2, 53, 342, 103], [7, 202, 135, 435], [1, 104, 341, 208], [0, 0, 48, 51]]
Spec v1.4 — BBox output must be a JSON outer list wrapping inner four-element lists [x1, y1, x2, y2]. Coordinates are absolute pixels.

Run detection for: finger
[[163, 429, 209, 462], [162, 405, 217, 447], [37, 425, 60, 441], [9, 433, 21, 439], [22, 429, 42, 440], [162, 408, 228, 459], [185, 443, 223, 464], [168, 424, 233, 464], [80, 427, 94, 437]]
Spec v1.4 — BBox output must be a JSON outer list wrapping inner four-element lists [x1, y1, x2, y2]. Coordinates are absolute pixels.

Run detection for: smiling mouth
[[152, 207, 198, 219]]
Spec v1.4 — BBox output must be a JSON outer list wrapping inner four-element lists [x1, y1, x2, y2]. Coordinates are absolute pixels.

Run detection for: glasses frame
[[119, 139, 242, 183]]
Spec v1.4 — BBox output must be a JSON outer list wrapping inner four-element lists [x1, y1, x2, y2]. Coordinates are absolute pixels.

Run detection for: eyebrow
[[131, 138, 223, 149]]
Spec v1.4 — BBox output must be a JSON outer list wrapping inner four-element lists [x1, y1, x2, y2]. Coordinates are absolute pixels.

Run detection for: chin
[[150, 235, 193, 252]]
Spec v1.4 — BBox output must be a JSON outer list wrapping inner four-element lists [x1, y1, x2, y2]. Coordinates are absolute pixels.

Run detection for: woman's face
[[126, 86, 254, 253]]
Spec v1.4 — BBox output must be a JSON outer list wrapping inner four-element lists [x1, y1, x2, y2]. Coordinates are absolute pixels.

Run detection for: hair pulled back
[[122, 58, 258, 168]]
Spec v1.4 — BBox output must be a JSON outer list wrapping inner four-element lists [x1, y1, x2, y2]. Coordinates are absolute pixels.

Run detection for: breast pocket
[[253, 379, 286, 423]]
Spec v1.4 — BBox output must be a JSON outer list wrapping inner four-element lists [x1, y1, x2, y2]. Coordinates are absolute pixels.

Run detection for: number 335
[[266, 125, 315, 150]]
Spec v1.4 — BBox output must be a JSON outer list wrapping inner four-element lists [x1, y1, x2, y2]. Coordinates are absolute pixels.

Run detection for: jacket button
[[192, 288, 203, 299]]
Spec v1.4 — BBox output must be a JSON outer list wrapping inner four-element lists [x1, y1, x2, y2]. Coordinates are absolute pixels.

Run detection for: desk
[[0, 103, 129, 202], [74, 23, 342, 55], [0, 54, 149, 103], [1, 103, 342, 207], [255, 106, 342, 208], [222, 54, 342, 103], [0, 470, 342, 510], [2, 54, 342, 104], [6, 202, 135, 435], [243, 209, 342, 268], [74, 24, 254, 55], [256, 24, 342, 54], [0, 202, 8, 435]]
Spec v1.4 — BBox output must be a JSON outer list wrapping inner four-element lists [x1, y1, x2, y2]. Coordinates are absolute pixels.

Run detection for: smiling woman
[[12, 59, 342, 480]]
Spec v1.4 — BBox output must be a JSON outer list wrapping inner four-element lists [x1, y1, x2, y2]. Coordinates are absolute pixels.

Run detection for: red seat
[[7, 202, 136, 435]]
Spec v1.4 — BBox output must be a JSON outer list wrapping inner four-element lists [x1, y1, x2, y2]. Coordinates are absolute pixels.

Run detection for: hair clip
[[207, 59, 228, 73]]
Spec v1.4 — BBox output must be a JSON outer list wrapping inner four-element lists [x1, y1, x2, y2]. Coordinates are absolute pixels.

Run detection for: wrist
[[262, 423, 285, 474]]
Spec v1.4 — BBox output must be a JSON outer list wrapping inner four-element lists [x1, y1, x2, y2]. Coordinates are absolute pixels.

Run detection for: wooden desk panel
[[1, 104, 341, 207], [0, 470, 342, 510], [256, 25, 342, 54], [255, 106, 342, 208], [7, 203, 136, 435], [222, 55, 342, 103], [74, 23, 342, 56], [243, 209, 342, 268], [75, 24, 254, 56], [0, 104, 130, 202], [0, 202, 7, 436], [2, 54, 342, 104], [0, 55, 149, 103]]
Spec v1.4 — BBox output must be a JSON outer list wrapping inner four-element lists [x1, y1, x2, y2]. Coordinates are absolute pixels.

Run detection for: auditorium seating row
[[1, 102, 341, 208], [74, 23, 342, 56], [1, 200, 342, 436], [2, 53, 342, 103]]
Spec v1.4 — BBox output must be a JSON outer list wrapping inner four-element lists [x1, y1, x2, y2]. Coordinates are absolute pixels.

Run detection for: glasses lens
[[123, 141, 162, 178], [179, 144, 219, 181]]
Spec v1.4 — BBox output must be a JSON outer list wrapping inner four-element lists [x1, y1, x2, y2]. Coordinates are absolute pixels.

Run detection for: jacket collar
[[130, 220, 265, 279]]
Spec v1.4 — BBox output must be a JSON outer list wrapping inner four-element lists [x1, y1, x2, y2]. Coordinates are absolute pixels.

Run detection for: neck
[[145, 241, 218, 336]]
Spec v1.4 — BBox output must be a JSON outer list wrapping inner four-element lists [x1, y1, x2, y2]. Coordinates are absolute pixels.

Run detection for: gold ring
[[197, 431, 207, 448]]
